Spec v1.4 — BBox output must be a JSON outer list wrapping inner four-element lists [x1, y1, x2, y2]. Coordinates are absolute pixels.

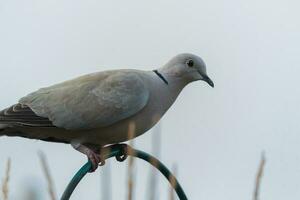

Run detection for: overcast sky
[[0, 0, 300, 199]]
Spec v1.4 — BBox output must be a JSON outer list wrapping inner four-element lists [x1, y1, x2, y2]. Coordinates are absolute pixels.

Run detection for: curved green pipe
[[61, 144, 188, 200]]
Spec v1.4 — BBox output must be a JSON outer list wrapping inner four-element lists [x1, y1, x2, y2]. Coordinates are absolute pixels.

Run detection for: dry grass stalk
[[253, 152, 266, 200], [38, 151, 56, 200], [149, 118, 161, 170], [100, 150, 112, 200], [169, 164, 178, 200], [147, 121, 161, 200], [1, 158, 11, 200], [127, 121, 136, 200]]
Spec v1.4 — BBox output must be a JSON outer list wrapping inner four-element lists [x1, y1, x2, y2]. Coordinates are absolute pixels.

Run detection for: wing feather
[[16, 70, 149, 130], [0, 104, 55, 127]]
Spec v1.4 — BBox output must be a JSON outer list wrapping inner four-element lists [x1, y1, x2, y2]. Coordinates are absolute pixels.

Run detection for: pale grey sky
[[0, 0, 300, 199]]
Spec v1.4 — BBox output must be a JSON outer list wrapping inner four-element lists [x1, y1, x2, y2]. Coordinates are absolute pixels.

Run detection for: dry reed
[[253, 152, 266, 200], [147, 121, 161, 200], [100, 153, 112, 200], [127, 122, 136, 200], [1, 158, 11, 200], [169, 164, 178, 200], [38, 151, 56, 200]]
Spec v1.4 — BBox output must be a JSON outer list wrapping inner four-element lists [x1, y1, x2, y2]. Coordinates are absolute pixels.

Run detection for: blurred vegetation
[[0, 125, 266, 200]]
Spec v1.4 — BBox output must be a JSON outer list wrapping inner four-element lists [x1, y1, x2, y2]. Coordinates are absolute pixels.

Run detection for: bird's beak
[[202, 74, 214, 88]]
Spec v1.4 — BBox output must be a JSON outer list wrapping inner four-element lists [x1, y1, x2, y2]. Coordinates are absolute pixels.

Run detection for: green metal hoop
[[61, 144, 188, 200]]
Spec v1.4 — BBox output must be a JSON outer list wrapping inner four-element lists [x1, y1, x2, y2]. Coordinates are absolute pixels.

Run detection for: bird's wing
[[0, 103, 54, 127], [9, 70, 150, 130]]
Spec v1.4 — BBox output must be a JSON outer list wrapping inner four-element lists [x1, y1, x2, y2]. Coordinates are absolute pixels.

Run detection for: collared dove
[[0, 53, 214, 171]]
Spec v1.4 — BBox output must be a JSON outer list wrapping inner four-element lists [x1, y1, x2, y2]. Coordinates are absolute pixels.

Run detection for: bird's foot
[[86, 148, 106, 172], [71, 142, 105, 172], [114, 143, 129, 162]]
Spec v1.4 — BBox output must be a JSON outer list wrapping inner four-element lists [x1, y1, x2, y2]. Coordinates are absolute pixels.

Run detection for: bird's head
[[160, 53, 214, 87]]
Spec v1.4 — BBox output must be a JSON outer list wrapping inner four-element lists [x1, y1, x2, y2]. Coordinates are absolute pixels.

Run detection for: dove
[[0, 53, 214, 171]]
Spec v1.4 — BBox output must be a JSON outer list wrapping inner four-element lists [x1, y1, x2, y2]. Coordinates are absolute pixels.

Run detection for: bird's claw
[[87, 150, 105, 172], [115, 144, 129, 162], [85, 143, 130, 172]]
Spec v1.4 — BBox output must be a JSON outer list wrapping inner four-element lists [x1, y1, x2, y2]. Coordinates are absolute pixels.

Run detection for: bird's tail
[[0, 124, 9, 136], [0, 124, 24, 138]]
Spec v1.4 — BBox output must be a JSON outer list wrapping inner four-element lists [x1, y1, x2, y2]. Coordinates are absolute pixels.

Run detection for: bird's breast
[[86, 83, 182, 145]]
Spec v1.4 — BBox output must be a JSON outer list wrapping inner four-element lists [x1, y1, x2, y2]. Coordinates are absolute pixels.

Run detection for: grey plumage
[[0, 104, 53, 126], [0, 53, 213, 157], [19, 70, 149, 130]]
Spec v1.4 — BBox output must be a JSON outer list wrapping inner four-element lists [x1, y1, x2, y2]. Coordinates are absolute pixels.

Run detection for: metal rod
[[60, 144, 188, 200]]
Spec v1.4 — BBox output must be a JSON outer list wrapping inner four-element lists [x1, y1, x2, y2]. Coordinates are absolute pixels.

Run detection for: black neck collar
[[153, 70, 168, 85]]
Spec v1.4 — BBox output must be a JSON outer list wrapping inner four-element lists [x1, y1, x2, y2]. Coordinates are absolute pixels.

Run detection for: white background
[[0, 0, 300, 199]]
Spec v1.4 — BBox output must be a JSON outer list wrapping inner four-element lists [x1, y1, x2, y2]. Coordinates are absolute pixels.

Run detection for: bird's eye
[[187, 60, 194, 67]]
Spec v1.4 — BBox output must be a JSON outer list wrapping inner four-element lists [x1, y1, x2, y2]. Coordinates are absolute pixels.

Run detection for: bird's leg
[[71, 142, 105, 172]]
